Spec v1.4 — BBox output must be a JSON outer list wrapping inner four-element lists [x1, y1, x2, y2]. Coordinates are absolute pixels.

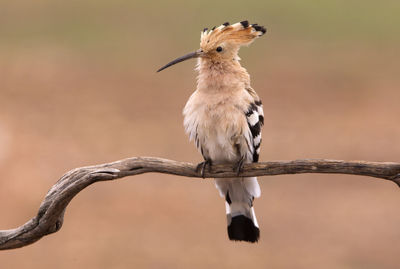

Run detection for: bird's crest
[[200, 21, 266, 52], [156, 20, 266, 72]]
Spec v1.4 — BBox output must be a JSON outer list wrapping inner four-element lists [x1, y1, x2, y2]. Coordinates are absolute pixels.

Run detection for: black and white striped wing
[[245, 100, 264, 162]]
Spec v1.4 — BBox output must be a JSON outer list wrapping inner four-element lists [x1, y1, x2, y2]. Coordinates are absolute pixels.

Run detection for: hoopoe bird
[[157, 21, 266, 243]]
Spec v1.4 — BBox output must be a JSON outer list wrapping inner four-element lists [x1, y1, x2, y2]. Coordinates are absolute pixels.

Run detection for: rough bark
[[1, 157, 399, 250]]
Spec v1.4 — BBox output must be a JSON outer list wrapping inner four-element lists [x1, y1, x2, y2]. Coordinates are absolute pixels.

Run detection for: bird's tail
[[215, 177, 260, 243]]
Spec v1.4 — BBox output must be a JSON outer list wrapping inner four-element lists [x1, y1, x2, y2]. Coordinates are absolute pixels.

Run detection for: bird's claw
[[234, 157, 245, 176], [196, 159, 212, 178]]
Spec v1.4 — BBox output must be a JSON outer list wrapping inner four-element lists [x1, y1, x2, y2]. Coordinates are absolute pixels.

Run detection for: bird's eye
[[216, 46, 223, 52]]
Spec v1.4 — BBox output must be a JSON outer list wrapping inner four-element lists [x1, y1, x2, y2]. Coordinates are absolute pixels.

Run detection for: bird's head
[[157, 21, 266, 72]]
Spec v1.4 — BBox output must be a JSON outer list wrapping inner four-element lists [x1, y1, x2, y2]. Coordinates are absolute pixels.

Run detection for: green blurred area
[[1, 0, 399, 56]]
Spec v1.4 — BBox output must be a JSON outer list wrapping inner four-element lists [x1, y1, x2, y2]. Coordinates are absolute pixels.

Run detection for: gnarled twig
[[1, 157, 400, 250]]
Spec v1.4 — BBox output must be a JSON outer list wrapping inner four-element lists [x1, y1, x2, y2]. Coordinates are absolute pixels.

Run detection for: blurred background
[[1, 0, 400, 268]]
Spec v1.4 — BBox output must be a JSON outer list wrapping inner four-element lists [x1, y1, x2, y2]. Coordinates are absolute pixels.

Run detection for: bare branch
[[1, 157, 400, 250]]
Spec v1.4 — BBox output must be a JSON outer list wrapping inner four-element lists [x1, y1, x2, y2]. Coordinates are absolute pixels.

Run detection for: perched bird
[[157, 21, 266, 243]]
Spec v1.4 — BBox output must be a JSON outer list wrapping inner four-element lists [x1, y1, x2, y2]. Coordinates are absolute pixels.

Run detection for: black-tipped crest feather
[[240, 20, 249, 28], [253, 25, 267, 34]]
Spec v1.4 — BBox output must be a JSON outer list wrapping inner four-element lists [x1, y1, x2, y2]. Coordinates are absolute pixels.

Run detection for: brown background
[[1, 0, 400, 268]]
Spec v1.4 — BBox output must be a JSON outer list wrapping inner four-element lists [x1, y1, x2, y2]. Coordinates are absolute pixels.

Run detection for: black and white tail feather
[[215, 98, 264, 243], [216, 176, 261, 242]]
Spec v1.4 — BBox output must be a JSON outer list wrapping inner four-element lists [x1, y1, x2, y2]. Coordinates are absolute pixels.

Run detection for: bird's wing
[[244, 87, 264, 163]]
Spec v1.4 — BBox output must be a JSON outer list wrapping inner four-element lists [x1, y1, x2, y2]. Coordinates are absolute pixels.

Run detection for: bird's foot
[[234, 157, 245, 176], [196, 159, 212, 178]]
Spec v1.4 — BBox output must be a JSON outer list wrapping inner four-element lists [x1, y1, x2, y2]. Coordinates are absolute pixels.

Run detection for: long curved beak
[[157, 50, 201, 72]]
